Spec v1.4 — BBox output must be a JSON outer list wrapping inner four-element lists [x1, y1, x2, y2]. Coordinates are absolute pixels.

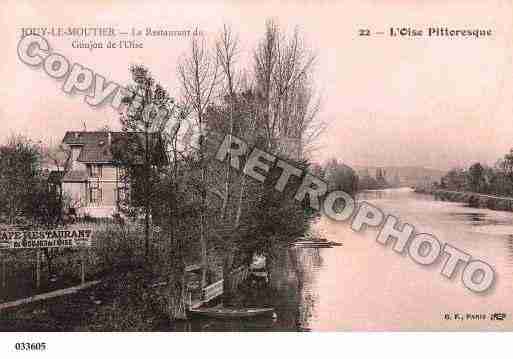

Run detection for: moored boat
[[290, 238, 342, 248], [188, 307, 275, 319]]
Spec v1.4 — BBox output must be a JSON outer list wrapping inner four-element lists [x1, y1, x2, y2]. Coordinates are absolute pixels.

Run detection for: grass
[[0, 266, 171, 331]]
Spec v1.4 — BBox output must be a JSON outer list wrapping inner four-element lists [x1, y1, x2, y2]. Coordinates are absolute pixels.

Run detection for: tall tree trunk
[[235, 175, 246, 228], [222, 239, 235, 306], [167, 143, 187, 321], [144, 130, 151, 260], [199, 135, 207, 289], [145, 210, 150, 259], [221, 110, 233, 219], [168, 224, 187, 320], [168, 263, 187, 320]]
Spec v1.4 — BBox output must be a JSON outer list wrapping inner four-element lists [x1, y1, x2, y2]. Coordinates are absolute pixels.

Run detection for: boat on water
[[291, 242, 334, 248], [290, 238, 342, 248], [188, 307, 275, 319]]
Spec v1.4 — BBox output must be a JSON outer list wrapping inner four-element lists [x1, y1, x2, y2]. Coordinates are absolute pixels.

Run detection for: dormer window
[[89, 164, 102, 178]]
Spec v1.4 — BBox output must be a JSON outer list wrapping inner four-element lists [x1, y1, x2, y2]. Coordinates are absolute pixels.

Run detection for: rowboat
[[188, 307, 275, 319], [290, 240, 342, 248]]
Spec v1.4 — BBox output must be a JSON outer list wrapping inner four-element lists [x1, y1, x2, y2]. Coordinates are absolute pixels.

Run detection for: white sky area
[[1, 0, 512, 170]]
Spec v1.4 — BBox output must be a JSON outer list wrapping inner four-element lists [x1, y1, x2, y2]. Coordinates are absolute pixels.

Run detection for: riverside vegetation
[[416, 148, 513, 211], [0, 20, 357, 330]]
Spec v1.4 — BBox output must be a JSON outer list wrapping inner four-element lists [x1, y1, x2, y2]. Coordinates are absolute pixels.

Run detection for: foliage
[[1, 19, 325, 323], [467, 162, 485, 193], [322, 158, 358, 195], [174, 20, 322, 306], [441, 149, 513, 197], [112, 64, 181, 259], [0, 136, 43, 224]]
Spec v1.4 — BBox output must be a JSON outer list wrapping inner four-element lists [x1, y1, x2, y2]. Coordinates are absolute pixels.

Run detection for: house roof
[[62, 131, 167, 165], [63, 131, 117, 162], [63, 131, 111, 146]]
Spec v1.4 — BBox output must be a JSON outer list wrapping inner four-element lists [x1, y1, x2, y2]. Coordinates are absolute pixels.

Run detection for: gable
[[62, 131, 168, 165]]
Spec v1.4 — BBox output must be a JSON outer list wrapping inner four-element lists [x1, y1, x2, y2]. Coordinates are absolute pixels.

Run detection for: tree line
[[440, 149, 513, 196], [0, 20, 332, 321], [0, 20, 377, 324], [0, 136, 64, 227], [111, 20, 326, 318], [310, 159, 359, 195]]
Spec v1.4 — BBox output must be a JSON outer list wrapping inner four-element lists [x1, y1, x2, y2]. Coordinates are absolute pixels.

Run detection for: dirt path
[[0, 280, 101, 311]]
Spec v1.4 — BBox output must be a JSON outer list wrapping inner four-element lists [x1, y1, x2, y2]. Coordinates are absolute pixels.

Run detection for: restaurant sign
[[0, 229, 92, 250]]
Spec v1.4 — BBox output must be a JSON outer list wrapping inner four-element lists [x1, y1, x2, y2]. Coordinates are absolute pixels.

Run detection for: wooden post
[[36, 249, 41, 289], [1, 255, 6, 289], [81, 250, 85, 285]]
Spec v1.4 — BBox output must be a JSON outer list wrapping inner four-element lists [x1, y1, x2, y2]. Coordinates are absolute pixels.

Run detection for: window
[[118, 166, 128, 181], [89, 164, 102, 178], [117, 186, 129, 203], [90, 188, 102, 204], [89, 182, 102, 204]]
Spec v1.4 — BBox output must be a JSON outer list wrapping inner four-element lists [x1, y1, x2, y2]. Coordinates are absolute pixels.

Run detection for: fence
[[200, 265, 249, 305]]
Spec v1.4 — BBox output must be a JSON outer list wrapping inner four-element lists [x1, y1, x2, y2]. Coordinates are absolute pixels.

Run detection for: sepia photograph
[[1, 0, 513, 357]]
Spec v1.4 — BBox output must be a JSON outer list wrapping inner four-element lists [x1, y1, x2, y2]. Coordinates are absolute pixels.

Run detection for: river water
[[186, 188, 513, 331], [303, 187, 513, 331]]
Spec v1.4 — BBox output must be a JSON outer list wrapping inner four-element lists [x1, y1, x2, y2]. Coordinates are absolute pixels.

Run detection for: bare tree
[[177, 36, 219, 287], [253, 20, 322, 157], [174, 20, 325, 307], [215, 24, 239, 219]]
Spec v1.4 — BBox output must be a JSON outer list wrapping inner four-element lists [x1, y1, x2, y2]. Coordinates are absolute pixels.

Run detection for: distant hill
[[352, 166, 446, 188]]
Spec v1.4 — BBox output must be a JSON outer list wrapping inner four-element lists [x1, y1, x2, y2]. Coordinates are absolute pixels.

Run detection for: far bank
[[415, 189, 513, 212]]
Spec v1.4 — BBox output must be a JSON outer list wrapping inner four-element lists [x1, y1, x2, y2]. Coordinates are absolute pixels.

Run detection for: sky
[[1, 0, 512, 171]]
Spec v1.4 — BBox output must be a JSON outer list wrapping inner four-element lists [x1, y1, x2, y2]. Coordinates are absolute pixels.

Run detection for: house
[[50, 130, 166, 218], [45, 131, 126, 218]]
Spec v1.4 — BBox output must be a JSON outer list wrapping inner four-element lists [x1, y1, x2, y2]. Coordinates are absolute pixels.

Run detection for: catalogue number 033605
[[14, 342, 47, 351]]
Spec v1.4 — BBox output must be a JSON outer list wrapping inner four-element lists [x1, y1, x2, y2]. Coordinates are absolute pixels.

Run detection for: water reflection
[[357, 187, 415, 200], [506, 236, 513, 265], [288, 247, 323, 330], [176, 246, 324, 331], [446, 212, 502, 227], [309, 188, 513, 330], [180, 188, 513, 331]]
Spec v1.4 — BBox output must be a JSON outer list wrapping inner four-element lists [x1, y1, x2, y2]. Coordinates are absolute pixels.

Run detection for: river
[[305, 187, 513, 330], [185, 188, 513, 331]]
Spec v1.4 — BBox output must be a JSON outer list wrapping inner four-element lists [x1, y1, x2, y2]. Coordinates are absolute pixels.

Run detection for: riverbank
[[0, 268, 172, 331], [0, 245, 316, 331], [0, 265, 294, 331], [414, 188, 513, 212]]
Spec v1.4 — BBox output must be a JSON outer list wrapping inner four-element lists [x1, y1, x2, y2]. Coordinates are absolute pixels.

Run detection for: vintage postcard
[[1, 0, 513, 349]]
